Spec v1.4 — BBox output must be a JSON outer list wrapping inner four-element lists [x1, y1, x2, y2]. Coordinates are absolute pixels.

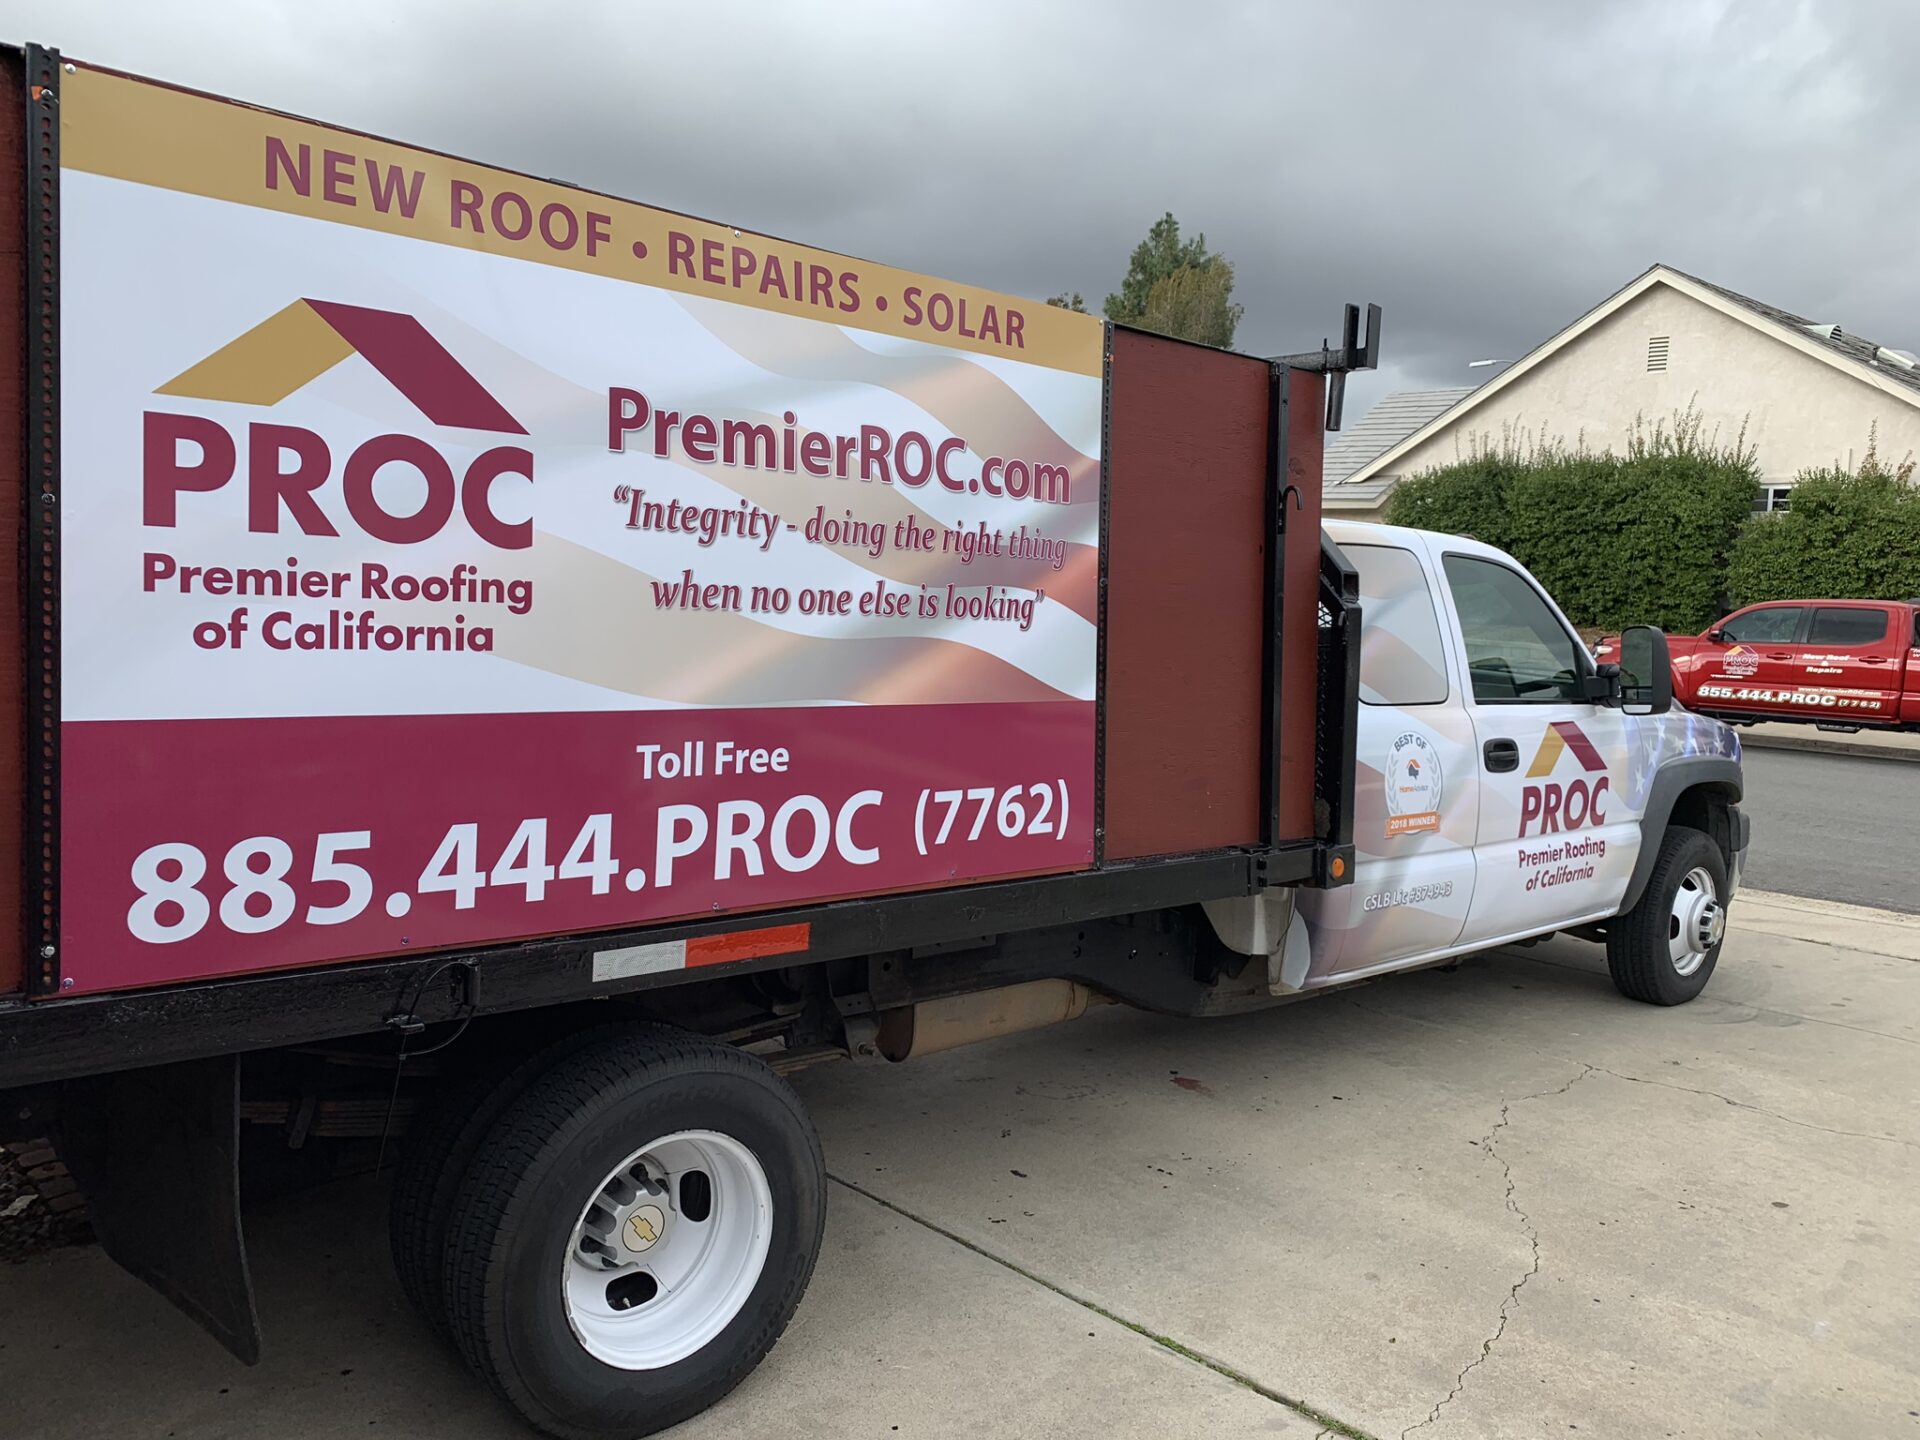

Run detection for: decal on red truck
[[58, 68, 1106, 994], [1695, 685, 1883, 711]]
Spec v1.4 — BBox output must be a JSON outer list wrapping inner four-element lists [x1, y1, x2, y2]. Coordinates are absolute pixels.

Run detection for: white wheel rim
[[562, 1130, 773, 1370], [1668, 865, 1723, 978]]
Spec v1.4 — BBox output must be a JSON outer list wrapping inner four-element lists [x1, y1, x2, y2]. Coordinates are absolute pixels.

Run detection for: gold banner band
[[60, 65, 1104, 377]]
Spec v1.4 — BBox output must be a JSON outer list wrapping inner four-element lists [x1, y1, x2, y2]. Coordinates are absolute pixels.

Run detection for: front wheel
[[439, 1025, 825, 1440], [1606, 825, 1729, 1005]]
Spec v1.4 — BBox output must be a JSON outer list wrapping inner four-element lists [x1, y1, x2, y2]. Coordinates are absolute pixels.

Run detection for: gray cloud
[[13, 0, 1920, 422]]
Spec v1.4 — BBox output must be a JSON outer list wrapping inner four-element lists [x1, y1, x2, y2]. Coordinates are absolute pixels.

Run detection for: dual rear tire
[[390, 1025, 825, 1440]]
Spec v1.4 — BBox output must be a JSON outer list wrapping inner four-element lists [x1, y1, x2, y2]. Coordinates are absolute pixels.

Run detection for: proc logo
[[1519, 721, 1609, 836], [141, 299, 534, 549]]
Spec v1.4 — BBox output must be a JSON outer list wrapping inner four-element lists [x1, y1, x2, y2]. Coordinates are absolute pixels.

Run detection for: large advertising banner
[[57, 68, 1104, 994]]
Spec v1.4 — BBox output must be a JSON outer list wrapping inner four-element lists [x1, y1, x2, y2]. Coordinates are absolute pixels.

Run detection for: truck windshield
[[1441, 554, 1585, 703]]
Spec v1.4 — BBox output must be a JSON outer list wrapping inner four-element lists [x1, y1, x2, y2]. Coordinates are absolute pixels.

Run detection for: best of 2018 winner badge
[[1385, 730, 1444, 836]]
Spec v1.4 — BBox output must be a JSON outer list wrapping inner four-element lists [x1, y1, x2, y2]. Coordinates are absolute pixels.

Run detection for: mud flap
[[56, 1055, 260, 1364]]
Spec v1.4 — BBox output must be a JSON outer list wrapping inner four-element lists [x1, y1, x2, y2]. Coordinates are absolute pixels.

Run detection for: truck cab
[[1281, 522, 1749, 1004]]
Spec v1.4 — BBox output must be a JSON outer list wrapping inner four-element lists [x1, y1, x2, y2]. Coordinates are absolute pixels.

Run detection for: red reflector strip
[[592, 922, 812, 984], [685, 923, 812, 967]]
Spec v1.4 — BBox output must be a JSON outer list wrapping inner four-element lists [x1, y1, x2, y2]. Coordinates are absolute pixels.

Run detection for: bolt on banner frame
[[23, 44, 63, 996]]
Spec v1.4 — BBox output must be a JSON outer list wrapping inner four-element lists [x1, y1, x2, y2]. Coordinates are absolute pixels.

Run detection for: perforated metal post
[[23, 45, 62, 993]]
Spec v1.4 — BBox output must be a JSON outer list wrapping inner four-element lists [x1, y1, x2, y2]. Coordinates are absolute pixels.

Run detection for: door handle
[[1861, 655, 1890, 665], [1483, 738, 1519, 773], [1765, 651, 1795, 659]]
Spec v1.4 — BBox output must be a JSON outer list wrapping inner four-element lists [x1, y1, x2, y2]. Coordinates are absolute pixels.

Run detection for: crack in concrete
[[827, 1172, 1383, 1440], [1516, 954, 1920, 1048], [1402, 1064, 1592, 1439], [1346, 995, 1919, 1146], [1390, 1047, 1918, 1440], [1586, 1066, 1920, 1151], [1730, 931, 1920, 966]]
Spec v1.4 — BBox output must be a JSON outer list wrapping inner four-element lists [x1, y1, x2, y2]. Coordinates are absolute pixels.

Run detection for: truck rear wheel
[[1607, 826, 1728, 1006], [438, 1025, 825, 1440], [389, 1024, 626, 1345]]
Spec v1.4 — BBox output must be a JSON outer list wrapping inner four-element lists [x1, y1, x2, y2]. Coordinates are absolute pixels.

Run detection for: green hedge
[[1726, 444, 1920, 605], [1383, 410, 1758, 632]]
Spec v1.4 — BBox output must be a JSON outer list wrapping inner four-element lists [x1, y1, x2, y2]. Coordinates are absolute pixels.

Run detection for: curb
[[1738, 731, 1920, 765], [1737, 887, 1920, 927]]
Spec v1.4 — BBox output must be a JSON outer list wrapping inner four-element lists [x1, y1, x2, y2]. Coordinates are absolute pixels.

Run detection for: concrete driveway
[[1, 889, 1915, 1440]]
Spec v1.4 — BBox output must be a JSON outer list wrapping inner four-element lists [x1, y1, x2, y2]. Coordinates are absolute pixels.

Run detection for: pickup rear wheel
[[1607, 826, 1728, 1005], [438, 1024, 825, 1440]]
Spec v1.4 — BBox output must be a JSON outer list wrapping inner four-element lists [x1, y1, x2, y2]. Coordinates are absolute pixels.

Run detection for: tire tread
[[438, 1024, 824, 1439], [388, 1023, 629, 1344], [1607, 825, 1726, 1005]]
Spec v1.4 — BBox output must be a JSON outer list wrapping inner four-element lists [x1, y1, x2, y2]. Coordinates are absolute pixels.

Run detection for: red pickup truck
[[1598, 600, 1920, 730]]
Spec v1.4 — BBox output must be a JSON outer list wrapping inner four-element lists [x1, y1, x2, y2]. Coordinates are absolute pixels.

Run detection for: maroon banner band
[[62, 701, 1094, 993]]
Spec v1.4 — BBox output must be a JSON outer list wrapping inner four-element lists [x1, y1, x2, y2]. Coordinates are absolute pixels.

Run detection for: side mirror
[[1620, 625, 1673, 715], [1705, 628, 1725, 643]]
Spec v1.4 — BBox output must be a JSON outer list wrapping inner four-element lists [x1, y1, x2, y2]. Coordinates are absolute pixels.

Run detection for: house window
[[1752, 484, 1793, 515], [1646, 335, 1670, 372]]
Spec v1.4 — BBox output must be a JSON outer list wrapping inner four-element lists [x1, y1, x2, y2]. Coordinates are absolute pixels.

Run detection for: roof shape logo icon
[[1526, 720, 1607, 778], [157, 299, 525, 435]]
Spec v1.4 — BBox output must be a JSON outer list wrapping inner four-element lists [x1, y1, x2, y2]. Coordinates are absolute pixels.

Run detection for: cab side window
[[1805, 607, 1888, 647], [1719, 606, 1802, 644], [1346, 543, 1449, 705], [1442, 554, 1585, 704]]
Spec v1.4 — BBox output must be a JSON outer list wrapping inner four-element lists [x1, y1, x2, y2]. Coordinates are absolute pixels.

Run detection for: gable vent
[[1646, 335, 1670, 372]]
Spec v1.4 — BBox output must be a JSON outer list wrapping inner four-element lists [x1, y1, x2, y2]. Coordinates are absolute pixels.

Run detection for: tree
[[1046, 292, 1087, 313], [1138, 261, 1243, 350], [1103, 212, 1241, 346]]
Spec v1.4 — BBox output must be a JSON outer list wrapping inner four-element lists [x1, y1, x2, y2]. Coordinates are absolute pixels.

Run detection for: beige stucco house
[[1325, 264, 1920, 520]]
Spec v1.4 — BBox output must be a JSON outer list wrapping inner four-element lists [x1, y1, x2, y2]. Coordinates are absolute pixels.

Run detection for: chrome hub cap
[[563, 1130, 773, 1370], [1668, 866, 1722, 977]]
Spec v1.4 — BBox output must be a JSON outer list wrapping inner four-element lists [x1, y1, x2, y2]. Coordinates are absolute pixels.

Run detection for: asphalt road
[[1737, 747, 1917, 913]]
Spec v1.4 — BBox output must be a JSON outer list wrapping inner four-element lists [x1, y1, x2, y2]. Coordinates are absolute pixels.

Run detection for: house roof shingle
[[1323, 387, 1474, 486], [1668, 265, 1920, 399]]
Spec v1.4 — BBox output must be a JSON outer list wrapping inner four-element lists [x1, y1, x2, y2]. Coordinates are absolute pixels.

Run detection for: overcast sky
[[16, 0, 1920, 420]]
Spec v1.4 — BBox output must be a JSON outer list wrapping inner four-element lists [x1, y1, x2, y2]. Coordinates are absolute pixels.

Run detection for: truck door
[[1435, 550, 1642, 947], [1297, 541, 1477, 974], [1692, 603, 1806, 713], [1907, 607, 1920, 726], [1798, 604, 1902, 722]]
